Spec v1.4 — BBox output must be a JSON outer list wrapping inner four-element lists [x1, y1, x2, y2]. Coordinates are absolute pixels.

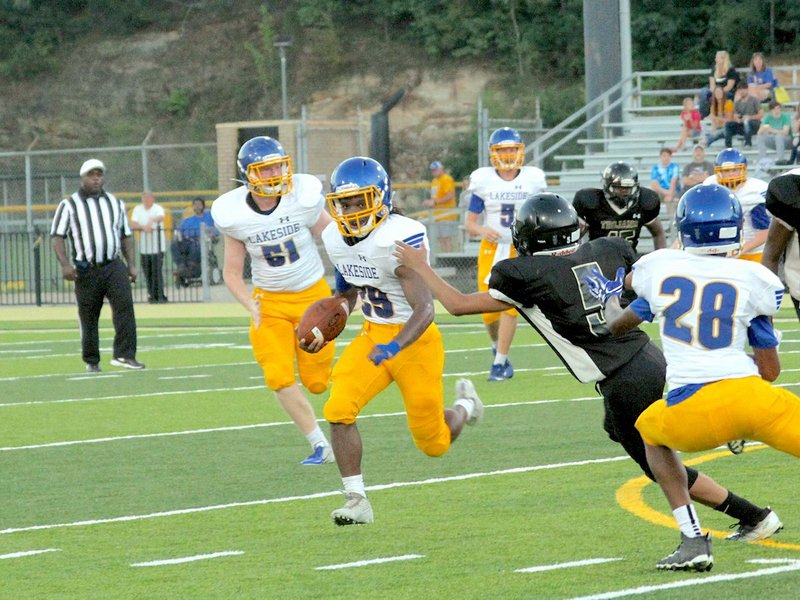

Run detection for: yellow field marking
[[616, 444, 800, 550]]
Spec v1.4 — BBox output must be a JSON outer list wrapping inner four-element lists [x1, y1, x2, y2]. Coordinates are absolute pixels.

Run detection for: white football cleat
[[455, 378, 484, 425], [331, 492, 374, 526]]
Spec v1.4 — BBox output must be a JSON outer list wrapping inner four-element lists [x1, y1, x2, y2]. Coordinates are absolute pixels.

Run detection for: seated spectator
[[649, 147, 680, 213], [172, 197, 218, 279], [680, 144, 714, 196], [673, 97, 702, 152], [703, 85, 734, 148], [757, 101, 793, 164], [725, 83, 763, 147], [747, 51, 777, 103], [699, 49, 739, 117]]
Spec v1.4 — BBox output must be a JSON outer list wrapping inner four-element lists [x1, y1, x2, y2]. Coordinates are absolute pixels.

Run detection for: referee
[[51, 159, 145, 372]]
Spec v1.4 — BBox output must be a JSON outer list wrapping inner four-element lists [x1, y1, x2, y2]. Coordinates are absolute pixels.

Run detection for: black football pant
[[597, 341, 699, 486], [74, 258, 137, 365], [141, 252, 166, 301]]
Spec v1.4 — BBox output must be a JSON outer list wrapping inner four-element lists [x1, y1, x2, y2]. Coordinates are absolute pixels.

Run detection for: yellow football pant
[[636, 376, 800, 456], [477, 239, 517, 324], [250, 278, 335, 394], [739, 252, 762, 263], [323, 320, 451, 457]]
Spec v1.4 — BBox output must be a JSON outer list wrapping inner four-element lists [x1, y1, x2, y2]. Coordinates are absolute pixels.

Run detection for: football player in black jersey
[[573, 162, 667, 254], [394, 192, 780, 560]]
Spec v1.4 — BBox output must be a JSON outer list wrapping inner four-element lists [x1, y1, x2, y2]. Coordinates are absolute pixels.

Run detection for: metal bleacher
[[535, 66, 800, 252]]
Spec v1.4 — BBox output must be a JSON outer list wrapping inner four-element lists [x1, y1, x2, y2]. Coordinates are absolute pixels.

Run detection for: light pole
[[274, 37, 293, 120]]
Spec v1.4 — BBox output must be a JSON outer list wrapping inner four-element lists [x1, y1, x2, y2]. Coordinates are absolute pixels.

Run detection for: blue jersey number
[[260, 239, 299, 267], [499, 203, 515, 227], [360, 286, 394, 318], [661, 276, 737, 349]]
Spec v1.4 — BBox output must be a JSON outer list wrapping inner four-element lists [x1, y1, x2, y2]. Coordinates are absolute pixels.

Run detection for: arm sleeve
[[629, 298, 655, 322], [50, 202, 70, 237], [750, 204, 771, 230], [468, 193, 485, 214], [747, 315, 780, 349], [334, 268, 353, 294]]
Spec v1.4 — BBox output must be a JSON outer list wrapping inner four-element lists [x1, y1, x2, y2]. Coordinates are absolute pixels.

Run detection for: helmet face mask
[[489, 127, 525, 171], [676, 183, 743, 255], [602, 162, 640, 210], [327, 157, 391, 238], [237, 136, 293, 198], [714, 148, 747, 190], [511, 193, 581, 256]]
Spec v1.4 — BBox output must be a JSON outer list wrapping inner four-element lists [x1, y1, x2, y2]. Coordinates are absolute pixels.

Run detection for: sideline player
[[592, 184, 800, 571], [465, 127, 547, 381], [703, 148, 770, 261], [304, 156, 483, 526], [396, 192, 780, 568], [211, 136, 335, 465], [573, 161, 666, 253]]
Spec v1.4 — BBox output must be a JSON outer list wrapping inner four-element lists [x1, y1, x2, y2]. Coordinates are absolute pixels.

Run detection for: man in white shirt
[[130, 192, 167, 303]]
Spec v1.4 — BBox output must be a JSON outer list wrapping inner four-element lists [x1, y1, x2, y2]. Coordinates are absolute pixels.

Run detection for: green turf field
[[1, 306, 799, 599]]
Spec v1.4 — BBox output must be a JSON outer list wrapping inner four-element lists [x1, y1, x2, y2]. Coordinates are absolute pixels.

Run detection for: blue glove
[[583, 266, 626, 306], [369, 341, 401, 366]]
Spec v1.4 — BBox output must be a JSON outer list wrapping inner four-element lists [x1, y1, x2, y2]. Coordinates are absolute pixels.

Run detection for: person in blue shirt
[[747, 52, 777, 103], [173, 197, 218, 281], [649, 147, 681, 221]]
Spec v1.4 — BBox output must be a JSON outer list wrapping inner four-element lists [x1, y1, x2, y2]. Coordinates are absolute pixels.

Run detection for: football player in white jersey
[[589, 184, 800, 572], [211, 136, 336, 466], [465, 127, 547, 381], [306, 156, 483, 526], [703, 148, 770, 261]]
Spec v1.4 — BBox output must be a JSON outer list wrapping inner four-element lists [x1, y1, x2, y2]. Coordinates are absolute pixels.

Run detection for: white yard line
[[0, 397, 597, 452], [0, 456, 629, 536], [158, 374, 211, 380], [0, 548, 61, 560], [131, 550, 243, 567], [315, 554, 424, 570], [569, 559, 800, 600], [516, 558, 623, 573]]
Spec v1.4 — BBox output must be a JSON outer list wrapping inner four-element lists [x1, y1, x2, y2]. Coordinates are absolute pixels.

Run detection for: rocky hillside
[[1, 8, 491, 183]]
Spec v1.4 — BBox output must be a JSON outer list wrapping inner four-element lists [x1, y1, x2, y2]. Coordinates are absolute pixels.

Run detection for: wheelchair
[[172, 235, 222, 287]]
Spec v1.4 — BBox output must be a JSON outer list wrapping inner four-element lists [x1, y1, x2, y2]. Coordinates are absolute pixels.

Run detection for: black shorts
[[597, 341, 666, 480]]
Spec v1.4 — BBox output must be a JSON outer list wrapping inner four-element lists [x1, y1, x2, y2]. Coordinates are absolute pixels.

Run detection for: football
[[297, 296, 350, 345]]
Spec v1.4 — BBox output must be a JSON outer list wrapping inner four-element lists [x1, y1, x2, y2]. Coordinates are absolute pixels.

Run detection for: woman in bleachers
[[748, 52, 777, 103]]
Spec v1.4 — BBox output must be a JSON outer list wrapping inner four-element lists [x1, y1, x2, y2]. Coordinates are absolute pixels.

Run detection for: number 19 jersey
[[631, 249, 784, 389]]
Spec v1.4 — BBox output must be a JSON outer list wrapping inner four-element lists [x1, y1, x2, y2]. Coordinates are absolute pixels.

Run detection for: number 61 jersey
[[631, 249, 784, 389], [211, 174, 326, 292], [322, 213, 427, 325]]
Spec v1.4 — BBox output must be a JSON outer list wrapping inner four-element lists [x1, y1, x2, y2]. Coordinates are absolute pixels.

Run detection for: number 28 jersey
[[322, 214, 427, 325], [631, 249, 784, 389], [211, 174, 326, 292]]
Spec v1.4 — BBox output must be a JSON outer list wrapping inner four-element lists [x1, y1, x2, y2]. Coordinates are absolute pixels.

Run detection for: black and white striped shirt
[[50, 189, 132, 264]]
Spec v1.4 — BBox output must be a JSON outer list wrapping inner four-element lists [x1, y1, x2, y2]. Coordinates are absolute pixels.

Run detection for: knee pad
[[305, 381, 328, 395], [323, 399, 357, 425]]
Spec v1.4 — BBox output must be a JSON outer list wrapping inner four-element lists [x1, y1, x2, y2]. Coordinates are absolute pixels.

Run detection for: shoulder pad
[[573, 188, 602, 209], [373, 214, 426, 249], [292, 174, 324, 208], [638, 188, 661, 211]]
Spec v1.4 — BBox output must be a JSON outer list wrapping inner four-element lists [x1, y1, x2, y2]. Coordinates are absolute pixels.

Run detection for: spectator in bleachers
[[680, 144, 714, 196], [747, 52, 777, 103], [673, 97, 702, 152], [757, 100, 793, 165], [725, 83, 763, 148], [703, 85, 734, 148], [649, 147, 680, 213], [699, 50, 739, 117]]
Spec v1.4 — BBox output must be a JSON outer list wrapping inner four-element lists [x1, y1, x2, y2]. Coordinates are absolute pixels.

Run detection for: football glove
[[369, 341, 401, 366], [584, 266, 626, 306]]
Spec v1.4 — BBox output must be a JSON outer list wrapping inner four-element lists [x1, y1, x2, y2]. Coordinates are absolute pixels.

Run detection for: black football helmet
[[512, 193, 581, 256], [602, 161, 640, 210]]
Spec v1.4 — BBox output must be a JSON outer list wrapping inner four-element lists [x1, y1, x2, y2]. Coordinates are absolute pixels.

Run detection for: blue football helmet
[[714, 147, 747, 190], [676, 183, 743, 255], [327, 157, 392, 238], [237, 136, 293, 197], [489, 127, 525, 171]]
